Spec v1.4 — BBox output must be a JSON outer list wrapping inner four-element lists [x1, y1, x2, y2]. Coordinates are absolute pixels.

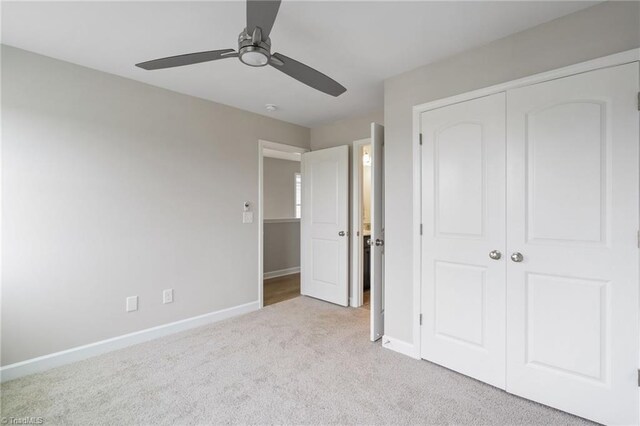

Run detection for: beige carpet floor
[[1, 296, 592, 425]]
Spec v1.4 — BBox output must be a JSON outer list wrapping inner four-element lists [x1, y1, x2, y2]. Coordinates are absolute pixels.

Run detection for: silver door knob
[[511, 252, 524, 263], [338, 231, 346, 237], [375, 239, 384, 246], [367, 238, 374, 246], [489, 250, 501, 260]]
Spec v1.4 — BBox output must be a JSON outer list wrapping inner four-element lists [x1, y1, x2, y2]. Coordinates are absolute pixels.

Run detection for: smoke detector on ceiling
[[265, 104, 278, 112]]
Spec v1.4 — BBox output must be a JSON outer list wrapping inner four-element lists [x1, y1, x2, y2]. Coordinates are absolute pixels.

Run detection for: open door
[[301, 145, 349, 306], [370, 123, 384, 341]]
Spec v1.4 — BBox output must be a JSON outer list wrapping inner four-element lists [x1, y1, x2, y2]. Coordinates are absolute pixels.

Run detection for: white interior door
[[301, 146, 349, 306], [370, 123, 384, 341], [420, 93, 507, 389], [505, 62, 639, 425]]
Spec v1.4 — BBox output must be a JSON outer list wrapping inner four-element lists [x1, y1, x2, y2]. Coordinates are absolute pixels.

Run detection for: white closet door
[[506, 63, 639, 425], [421, 93, 507, 389], [301, 146, 350, 306]]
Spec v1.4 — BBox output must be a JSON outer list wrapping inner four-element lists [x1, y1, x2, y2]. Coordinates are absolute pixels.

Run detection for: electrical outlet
[[126, 296, 138, 312], [163, 289, 173, 304]]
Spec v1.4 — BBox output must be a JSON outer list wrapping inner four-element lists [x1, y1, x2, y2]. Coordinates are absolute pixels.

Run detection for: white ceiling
[[2, 1, 598, 127]]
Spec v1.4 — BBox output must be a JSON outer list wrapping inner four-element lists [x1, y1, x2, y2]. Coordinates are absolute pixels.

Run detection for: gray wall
[[1, 45, 310, 365], [383, 1, 640, 344], [264, 222, 300, 273], [310, 110, 383, 150], [263, 157, 300, 219]]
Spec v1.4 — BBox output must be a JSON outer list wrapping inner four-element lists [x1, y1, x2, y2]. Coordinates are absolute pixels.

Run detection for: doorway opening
[[351, 138, 372, 308], [258, 140, 309, 308]]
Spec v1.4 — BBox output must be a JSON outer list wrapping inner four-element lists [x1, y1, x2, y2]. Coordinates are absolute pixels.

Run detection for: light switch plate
[[126, 296, 138, 312], [243, 212, 254, 224]]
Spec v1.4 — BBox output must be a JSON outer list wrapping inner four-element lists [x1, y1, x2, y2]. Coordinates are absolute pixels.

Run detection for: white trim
[[411, 48, 640, 362], [382, 335, 420, 360], [260, 140, 308, 154], [412, 105, 423, 360], [263, 148, 302, 162], [0, 300, 260, 383], [413, 49, 640, 115], [258, 140, 309, 309], [263, 266, 300, 280], [351, 137, 371, 308], [264, 218, 300, 224]]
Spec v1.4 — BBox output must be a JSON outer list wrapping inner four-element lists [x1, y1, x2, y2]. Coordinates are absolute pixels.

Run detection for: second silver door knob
[[489, 250, 501, 260]]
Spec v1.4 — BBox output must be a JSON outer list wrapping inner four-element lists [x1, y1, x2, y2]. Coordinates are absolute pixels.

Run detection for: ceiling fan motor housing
[[238, 28, 271, 67]]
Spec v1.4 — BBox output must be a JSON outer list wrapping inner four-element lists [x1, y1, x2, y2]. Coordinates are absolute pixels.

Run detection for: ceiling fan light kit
[[135, 0, 346, 97], [238, 27, 271, 67]]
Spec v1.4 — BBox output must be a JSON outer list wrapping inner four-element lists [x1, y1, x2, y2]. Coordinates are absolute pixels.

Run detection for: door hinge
[[420, 223, 423, 235], [419, 314, 423, 326], [637, 230, 640, 248], [419, 133, 423, 145], [637, 92, 640, 111], [637, 369, 640, 386]]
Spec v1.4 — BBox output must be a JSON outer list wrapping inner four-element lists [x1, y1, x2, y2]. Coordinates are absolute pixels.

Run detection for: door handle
[[338, 231, 346, 237], [375, 239, 384, 247], [511, 252, 524, 263], [489, 250, 501, 260]]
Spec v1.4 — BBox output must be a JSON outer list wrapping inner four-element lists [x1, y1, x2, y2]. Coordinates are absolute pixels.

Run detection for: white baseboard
[[382, 335, 420, 360], [0, 300, 260, 383], [264, 266, 300, 280]]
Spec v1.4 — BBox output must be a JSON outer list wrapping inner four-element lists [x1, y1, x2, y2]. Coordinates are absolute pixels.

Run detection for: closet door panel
[[421, 92, 507, 389], [506, 62, 639, 426]]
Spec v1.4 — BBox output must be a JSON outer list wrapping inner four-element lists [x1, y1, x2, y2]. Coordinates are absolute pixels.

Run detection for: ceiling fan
[[135, 0, 346, 97]]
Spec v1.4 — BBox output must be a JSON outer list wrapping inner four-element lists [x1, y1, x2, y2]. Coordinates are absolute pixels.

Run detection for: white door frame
[[409, 48, 640, 359], [350, 137, 371, 307], [258, 139, 309, 309]]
